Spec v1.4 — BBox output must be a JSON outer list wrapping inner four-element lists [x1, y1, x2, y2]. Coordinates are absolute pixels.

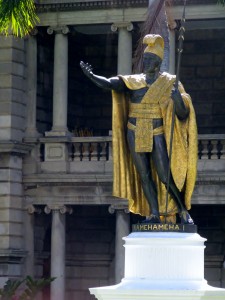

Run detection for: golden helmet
[[143, 34, 164, 60]]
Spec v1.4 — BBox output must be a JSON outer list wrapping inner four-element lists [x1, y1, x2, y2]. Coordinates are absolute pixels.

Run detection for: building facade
[[0, 0, 225, 299]]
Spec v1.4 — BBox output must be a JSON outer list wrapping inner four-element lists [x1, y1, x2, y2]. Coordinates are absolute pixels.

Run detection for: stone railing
[[198, 134, 225, 160], [39, 136, 112, 162], [23, 134, 225, 176]]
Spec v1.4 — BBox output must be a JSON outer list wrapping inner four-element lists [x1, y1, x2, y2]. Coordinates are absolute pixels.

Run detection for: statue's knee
[[140, 172, 151, 185], [158, 172, 168, 185]]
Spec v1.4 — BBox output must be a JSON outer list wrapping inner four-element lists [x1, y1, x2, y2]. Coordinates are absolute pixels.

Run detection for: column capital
[[111, 22, 133, 33], [47, 26, 69, 35], [27, 205, 41, 214], [44, 205, 73, 215], [108, 204, 129, 214]]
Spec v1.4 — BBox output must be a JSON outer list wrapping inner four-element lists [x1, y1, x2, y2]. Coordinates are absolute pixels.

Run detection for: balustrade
[[198, 134, 225, 160], [38, 134, 225, 162]]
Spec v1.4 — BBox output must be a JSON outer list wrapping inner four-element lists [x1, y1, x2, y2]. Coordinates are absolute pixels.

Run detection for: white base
[[90, 232, 225, 300], [90, 283, 225, 300]]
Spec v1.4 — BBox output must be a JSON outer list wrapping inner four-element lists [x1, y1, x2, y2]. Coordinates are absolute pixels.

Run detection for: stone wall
[[180, 28, 225, 134], [0, 36, 27, 281], [0, 36, 26, 141]]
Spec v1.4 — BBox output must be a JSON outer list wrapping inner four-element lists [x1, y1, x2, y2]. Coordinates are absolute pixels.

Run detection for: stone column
[[25, 30, 40, 138], [109, 204, 130, 283], [111, 22, 133, 74], [44, 205, 72, 300], [24, 205, 41, 276], [46, 26, 70, 137]]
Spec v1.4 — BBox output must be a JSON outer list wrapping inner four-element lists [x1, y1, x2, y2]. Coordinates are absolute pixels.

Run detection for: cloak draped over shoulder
[[112, 72, 198, 217]]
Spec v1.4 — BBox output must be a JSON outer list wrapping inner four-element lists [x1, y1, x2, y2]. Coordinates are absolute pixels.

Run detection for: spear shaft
[[165, 0, 187, 223]]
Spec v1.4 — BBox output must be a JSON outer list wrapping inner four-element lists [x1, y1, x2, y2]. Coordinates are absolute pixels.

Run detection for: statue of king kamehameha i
[[80, 34, 198, 224]]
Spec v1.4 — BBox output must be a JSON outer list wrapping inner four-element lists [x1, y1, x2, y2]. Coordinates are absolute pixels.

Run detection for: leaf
[[18, 276, 55, 300], [0, 0, 39, 37], [0, 279, 24, 300]]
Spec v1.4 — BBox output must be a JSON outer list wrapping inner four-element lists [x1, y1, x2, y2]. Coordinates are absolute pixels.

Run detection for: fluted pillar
[[45, 205, 72, 300], [46, 26, 69, 136], [109, 204, 130, 283], [111, 22, 133, 74], [25, 30, 40, 138]]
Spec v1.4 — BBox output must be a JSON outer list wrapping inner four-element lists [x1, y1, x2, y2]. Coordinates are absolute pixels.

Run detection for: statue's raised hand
[[80, 61, 94, 79]]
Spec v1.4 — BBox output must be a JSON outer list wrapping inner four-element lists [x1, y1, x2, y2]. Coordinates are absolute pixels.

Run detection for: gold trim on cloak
[[112, 72, 198, 217]]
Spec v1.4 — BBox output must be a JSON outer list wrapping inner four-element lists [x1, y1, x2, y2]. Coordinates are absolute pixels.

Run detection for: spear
[[165, 0, 187, 223]]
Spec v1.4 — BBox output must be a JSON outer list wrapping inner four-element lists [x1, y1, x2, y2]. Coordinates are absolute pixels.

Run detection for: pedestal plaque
[[90, 230, 225, 300]]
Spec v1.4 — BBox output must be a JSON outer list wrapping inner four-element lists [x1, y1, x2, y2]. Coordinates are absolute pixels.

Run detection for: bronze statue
[[80, 34, 197, 224]]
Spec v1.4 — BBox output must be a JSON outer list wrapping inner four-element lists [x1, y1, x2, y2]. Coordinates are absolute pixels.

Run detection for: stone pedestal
[[90, 232, 225, 300]]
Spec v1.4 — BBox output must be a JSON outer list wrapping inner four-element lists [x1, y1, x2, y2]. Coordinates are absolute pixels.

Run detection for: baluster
[[108, 141, 112, 161], [90, 142, 98, 161], [199, 139, 208, 159], [198, 140, 203, 159], [207, 140, 213, 159], [220, 139, 225, 159], [68, 143, 74, 161], [210, 140, 218, 159], [72, 142, 79, 161], [81, 142, 89, 161], [98, 142, 104, 161]]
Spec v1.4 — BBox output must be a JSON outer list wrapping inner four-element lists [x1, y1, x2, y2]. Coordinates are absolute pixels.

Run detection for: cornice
[[0, 141, 33, 155], [36, 0, 218, 13], [36, 0, 148, 12]]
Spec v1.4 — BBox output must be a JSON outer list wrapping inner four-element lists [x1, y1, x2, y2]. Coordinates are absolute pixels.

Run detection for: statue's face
[[143, 52, 162, 74]]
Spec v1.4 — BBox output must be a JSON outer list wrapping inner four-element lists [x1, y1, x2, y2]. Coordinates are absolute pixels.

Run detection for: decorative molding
[[47, 26, 70, 35], [0, 249, 27, 264], [111, 22, 133, 32], [0, 141, 33, 156], [44, 205, 73, 214], [108, 204, 129, 214], [37, 0, 148, 12], [27, 205, 42, 214]]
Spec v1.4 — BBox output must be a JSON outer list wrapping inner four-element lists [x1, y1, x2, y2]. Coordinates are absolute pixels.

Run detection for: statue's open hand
[[80, 61, 94, 79]]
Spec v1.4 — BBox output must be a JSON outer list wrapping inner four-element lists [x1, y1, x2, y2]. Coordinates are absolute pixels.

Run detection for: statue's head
[[142, 34, 164, 74], [143, 34, 164, 60]]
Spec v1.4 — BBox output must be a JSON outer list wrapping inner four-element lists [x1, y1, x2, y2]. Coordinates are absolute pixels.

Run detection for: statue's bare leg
[[127, 128, 161, 223], [151, 133, 194, 224]]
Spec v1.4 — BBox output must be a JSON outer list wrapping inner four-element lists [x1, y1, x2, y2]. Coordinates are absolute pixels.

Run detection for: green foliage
[[19, 276, 55, 300], [0, 276, 55, 300], [0, 0, 39, 37], [0, 279, 24, 300]]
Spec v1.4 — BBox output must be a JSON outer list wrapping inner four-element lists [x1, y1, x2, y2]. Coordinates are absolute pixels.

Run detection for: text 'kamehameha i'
[[132, 223, 197, 233]]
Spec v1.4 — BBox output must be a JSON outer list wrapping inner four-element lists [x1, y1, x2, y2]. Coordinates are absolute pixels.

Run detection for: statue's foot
[[144, 214, 161, 224], [180, 211, 194, 225]]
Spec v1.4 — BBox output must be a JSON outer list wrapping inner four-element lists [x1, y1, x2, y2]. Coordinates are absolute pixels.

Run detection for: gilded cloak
[[112, 72, 198, 217]]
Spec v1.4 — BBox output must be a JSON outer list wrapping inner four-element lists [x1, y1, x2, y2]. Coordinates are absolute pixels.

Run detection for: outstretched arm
[[171, 85, 190, 120], [80, 61, 125, 92]]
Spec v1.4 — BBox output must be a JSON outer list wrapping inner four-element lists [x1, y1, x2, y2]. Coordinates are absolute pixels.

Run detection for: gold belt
[[128, 102, 162, 152]]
